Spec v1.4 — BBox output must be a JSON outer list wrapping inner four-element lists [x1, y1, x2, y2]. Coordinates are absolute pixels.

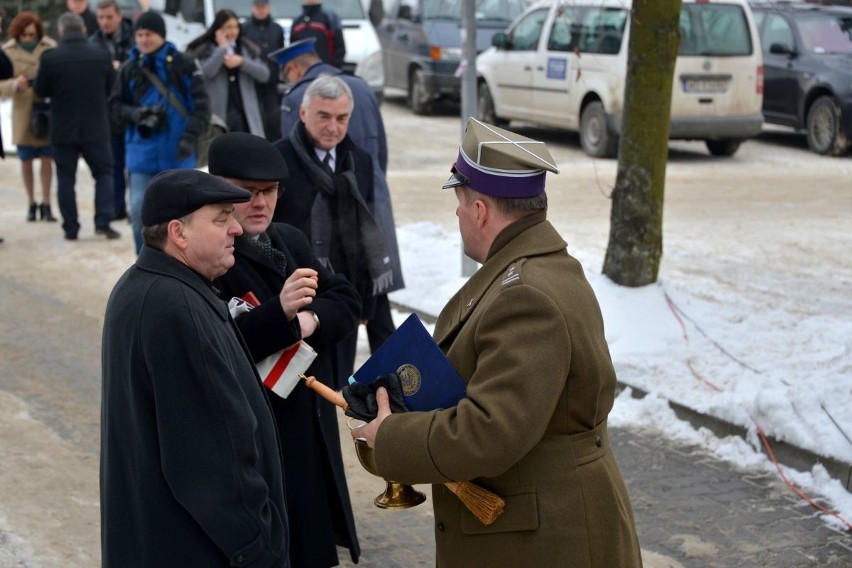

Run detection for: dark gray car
[[378, 0, 524, 114], [752, 2, 852, 155]]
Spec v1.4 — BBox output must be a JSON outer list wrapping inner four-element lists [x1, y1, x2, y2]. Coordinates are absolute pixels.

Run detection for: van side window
[[577, 8, 627, 55], [508, 8, 548, 51], [548, 7, 577, 52]]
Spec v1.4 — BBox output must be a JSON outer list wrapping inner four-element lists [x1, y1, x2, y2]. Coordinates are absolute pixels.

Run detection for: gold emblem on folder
[[396, 363, 422, 396]]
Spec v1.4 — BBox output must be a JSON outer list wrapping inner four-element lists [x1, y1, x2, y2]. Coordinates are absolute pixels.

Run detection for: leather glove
[[129, 106, 151, 123], [176, 137, 195, 160], [342, 373, 408, 421]]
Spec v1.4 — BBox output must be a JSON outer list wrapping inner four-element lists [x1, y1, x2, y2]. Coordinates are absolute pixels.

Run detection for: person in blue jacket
[[109, 11, 210, 253]]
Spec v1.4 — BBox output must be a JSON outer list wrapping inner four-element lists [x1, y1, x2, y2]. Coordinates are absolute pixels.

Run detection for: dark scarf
[[289, 124, 393, 296]]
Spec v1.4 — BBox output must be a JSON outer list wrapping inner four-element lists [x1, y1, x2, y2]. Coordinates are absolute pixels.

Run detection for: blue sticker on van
[[547, 58, 568, 80]]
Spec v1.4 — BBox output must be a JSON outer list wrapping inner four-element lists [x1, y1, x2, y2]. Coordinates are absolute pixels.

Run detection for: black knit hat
[[141, 169, 251, 227], [134, 11, 166, 39], [208, 132, 289, 181]]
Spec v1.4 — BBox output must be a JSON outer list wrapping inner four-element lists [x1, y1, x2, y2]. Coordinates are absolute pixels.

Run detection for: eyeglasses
[[247, 186, 282, 199], [19, 31, 37, 39]]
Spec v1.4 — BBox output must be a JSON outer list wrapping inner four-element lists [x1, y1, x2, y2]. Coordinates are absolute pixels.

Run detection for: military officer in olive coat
[[352, 119, 643, 567]]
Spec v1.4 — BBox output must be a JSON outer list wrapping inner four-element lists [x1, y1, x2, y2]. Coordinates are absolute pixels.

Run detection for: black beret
[[207, 132, 289, 181], [141, 169, 251, 227]]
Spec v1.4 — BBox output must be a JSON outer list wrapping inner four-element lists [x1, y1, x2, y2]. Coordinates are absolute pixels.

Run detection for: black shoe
[[96, 226, 121, 240], [64, 232, 78, 241], [27, 203, 37, 222], [40, 203, 57, 222], [114, 208, 128, 221]]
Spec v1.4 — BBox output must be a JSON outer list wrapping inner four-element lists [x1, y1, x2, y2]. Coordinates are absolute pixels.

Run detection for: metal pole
[[460, 0, 478, 277]]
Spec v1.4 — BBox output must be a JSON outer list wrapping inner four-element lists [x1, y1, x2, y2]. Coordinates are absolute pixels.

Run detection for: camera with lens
[[136, 106, 167, 139]]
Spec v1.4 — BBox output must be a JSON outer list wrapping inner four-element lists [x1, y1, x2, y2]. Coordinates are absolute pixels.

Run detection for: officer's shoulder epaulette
[[500, 259, 528, 288]]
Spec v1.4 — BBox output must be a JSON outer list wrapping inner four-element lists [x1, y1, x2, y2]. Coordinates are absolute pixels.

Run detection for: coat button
[[436, 521, 445, 532], [595, 435, 603, 448]]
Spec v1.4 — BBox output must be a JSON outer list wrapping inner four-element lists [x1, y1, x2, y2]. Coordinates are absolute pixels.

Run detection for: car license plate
[[682, 76, 730, 94]]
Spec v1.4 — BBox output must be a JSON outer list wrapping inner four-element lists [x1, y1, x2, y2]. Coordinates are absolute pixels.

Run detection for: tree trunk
[[602, 0, 682, 286]]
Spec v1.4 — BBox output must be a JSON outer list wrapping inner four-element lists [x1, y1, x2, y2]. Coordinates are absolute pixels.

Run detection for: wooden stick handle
[[300, 374, 349, 411]]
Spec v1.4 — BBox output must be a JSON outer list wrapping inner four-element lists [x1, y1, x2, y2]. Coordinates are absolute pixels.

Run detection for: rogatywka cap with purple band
[[442, 118, 559, 198]]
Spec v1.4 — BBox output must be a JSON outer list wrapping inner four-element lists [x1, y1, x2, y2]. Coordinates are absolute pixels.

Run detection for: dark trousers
[[258, 82, 281, 142], [53, 140, 115, 236], [111, 133, 127, 212], [366, 293, 395, 352], [335, 293, 396, 390]]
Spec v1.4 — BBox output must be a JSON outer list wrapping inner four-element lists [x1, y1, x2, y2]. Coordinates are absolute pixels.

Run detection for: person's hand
[[223, 54, 244, 69], [296, 310, 319, 339], [175, 137, 195, 160], [14, 74, 30, 91], [342, 373, 407, 421], [129, 106, 152, 123], [350, 387, 392, 448], [279, 267, 318, 320], [214, 28, 229, 47]]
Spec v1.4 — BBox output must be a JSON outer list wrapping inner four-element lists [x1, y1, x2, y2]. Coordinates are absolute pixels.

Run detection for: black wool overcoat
[[215, 223, 362, 567]]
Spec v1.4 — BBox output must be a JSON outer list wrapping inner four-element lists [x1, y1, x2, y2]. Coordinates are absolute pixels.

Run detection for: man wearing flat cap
[[351, 119, 643, 567], [209, 132, 362, 568], [101, 169, 289, 567], [272, 39, 403, 363]]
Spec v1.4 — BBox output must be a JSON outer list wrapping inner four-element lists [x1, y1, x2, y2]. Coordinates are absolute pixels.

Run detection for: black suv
[[751, 3, 852, 155]]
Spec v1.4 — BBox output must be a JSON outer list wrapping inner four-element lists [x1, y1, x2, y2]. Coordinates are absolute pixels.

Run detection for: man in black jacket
[[101, 169, 289, 567], [211, 132, 361, 568], [35, 12, 119, 241], [289, 0, 345, 68], [242, 0, 284, 141], [274, 75, 392, 388], [90, 0, 135, 220]]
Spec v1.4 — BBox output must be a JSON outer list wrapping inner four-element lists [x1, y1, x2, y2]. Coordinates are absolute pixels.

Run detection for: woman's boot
[[27, 203, 37, 222], [40, 203, 57, 222]]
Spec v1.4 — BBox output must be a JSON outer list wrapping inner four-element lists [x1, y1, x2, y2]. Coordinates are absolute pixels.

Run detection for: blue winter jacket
[[109, 41, 210, 173]]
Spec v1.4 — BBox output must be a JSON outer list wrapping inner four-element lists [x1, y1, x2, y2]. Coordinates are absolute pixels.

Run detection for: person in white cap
[[351, 119, 643, 567]]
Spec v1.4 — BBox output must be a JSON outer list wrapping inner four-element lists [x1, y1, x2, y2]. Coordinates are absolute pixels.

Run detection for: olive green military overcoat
[[375, 213, 642, 567]]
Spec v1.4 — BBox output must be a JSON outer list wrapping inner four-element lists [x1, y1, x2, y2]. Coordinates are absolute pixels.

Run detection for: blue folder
[[351, 313, 466, 411]]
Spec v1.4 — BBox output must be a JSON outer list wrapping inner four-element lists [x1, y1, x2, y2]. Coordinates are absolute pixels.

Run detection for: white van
[[149, 0, 384, 98], [476, 0, 764, 157]]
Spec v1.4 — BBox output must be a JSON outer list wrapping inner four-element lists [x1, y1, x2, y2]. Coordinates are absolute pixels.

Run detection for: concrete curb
[[389, 300, 852, 493]]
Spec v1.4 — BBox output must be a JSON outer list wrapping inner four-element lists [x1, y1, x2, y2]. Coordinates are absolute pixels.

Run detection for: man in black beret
[[209, 132, 362, 568], [101, 168, 290, 567]]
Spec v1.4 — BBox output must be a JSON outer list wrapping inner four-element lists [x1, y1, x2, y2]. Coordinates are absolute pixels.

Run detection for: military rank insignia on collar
[[501, 265, 520, 286]]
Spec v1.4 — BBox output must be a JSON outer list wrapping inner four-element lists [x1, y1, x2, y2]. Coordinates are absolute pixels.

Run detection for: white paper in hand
[[228, 297, 317, 398]]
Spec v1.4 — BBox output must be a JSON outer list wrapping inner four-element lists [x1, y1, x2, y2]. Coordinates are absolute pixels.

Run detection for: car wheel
[[705, 138, 742, 157], [580, 101, 618, 158], [409, 69, 433, 115], [806, 96, 848, 156], [477, 82, 508, 127]]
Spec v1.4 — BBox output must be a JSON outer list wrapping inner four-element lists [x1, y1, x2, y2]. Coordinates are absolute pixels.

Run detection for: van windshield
[[679, 4, 753, 56], [422, 0, 524, 23], [213, 0, 367, 20]]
